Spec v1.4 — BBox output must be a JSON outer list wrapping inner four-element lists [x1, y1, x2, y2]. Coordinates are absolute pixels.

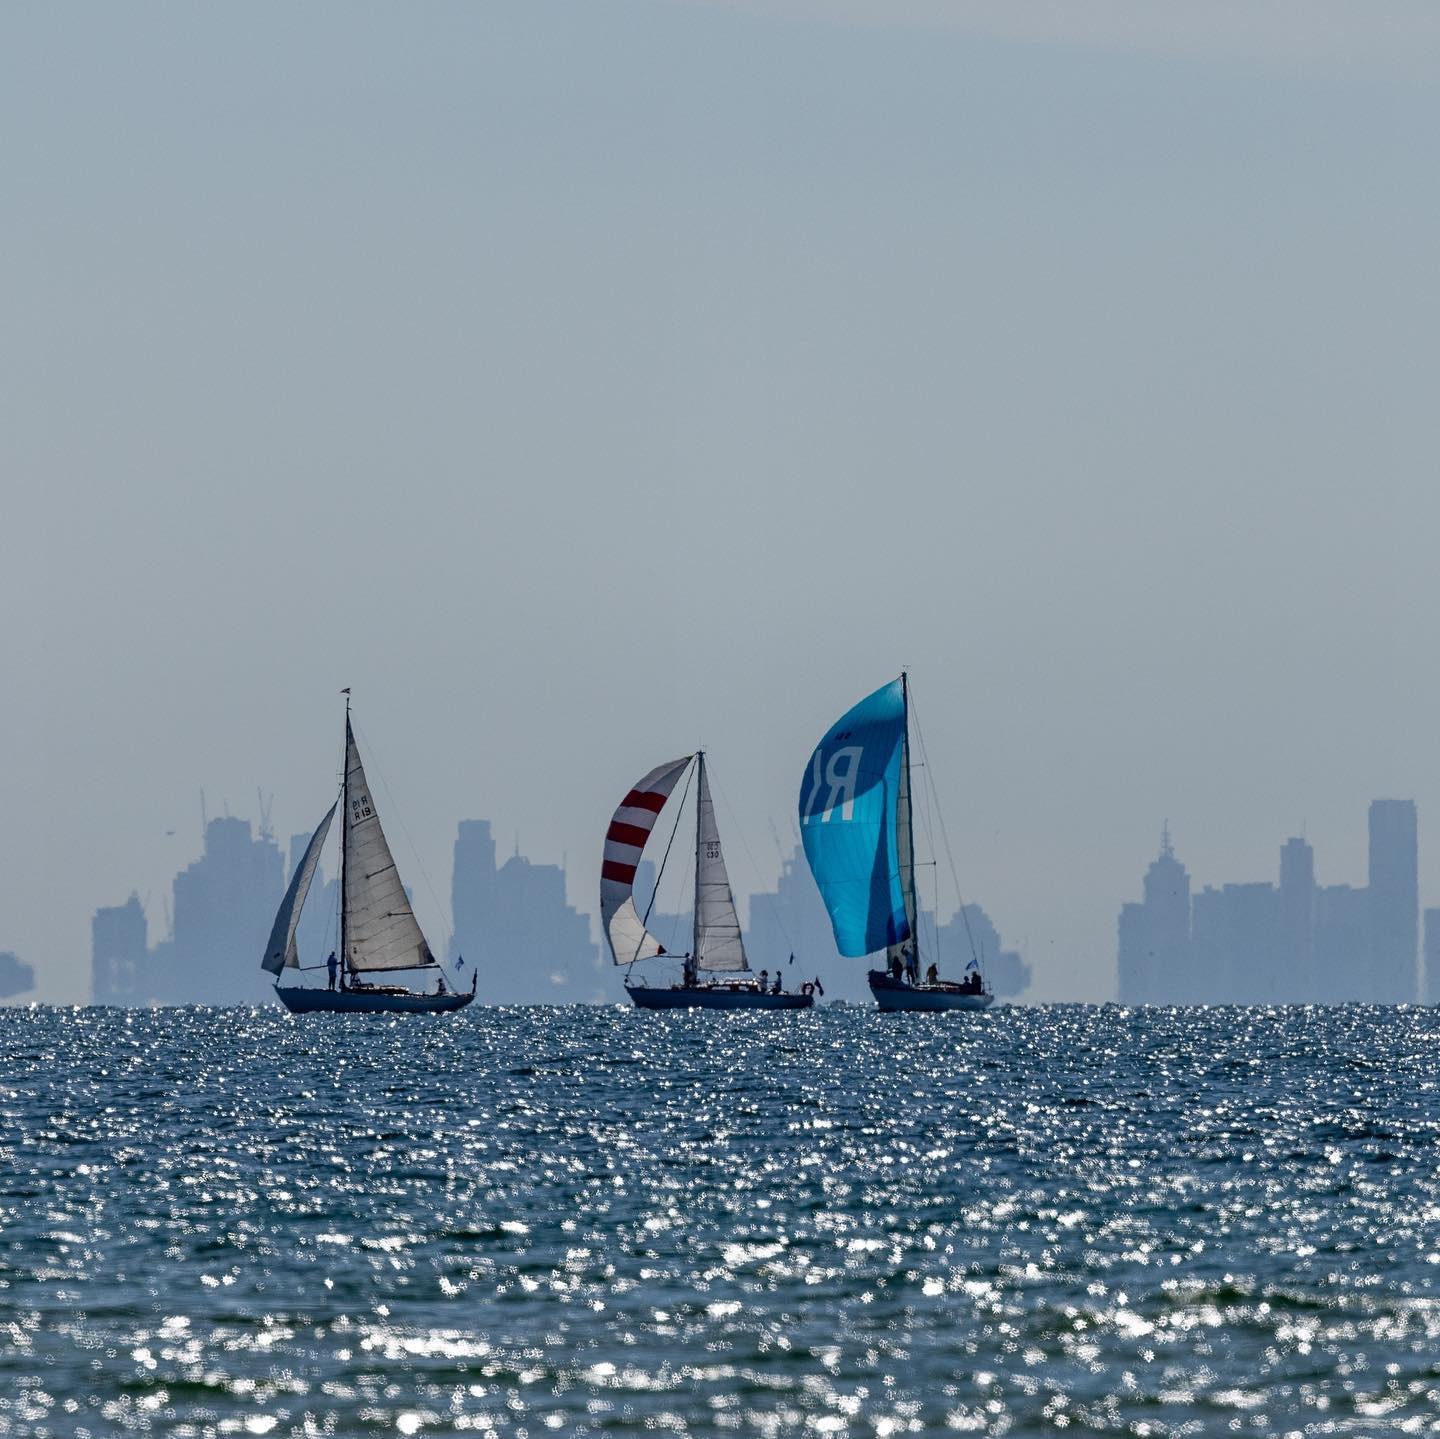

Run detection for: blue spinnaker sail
[[798, 678, 910, 957]]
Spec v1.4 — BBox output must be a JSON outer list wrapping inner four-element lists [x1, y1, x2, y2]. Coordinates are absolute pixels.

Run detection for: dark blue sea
[[3, 1004, 1440, 1437]]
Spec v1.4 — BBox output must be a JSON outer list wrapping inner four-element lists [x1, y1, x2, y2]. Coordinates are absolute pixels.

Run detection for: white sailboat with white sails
[[601, 752, 816, 1009], [263, 699, 476, 1015]]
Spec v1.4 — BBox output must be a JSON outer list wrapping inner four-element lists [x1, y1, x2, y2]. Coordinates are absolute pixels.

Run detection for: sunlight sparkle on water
[[2, 1003, 1440, 1433]]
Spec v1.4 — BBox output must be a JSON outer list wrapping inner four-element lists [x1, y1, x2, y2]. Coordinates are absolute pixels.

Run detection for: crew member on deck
[[925, 962, 939, 986], [326, 951, 338, 991]]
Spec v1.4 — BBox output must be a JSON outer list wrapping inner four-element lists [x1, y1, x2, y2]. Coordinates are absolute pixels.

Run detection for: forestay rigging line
[[907, 685, 981, 969], [632, 756, 697, 965]]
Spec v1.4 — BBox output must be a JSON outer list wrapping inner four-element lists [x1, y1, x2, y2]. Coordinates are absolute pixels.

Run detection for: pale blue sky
[[3, 2, 1438, 1002]]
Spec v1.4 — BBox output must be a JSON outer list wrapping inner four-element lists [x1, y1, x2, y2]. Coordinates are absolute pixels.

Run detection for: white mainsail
[[262, 803, 336, 975], [694, 758, 747, 972], [342, 721, 435, 973], [601, 755, 693, 965]]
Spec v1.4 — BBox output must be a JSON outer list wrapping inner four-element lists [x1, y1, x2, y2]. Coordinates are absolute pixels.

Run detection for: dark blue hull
[[275, 985, 475, 1015], [626, 984, 814, 1011]]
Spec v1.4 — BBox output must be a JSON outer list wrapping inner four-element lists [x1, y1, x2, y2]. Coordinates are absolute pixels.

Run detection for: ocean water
[[3, 1004, 1440, 1437]]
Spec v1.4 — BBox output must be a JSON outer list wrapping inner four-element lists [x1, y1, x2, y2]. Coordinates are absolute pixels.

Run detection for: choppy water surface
[[4, 1005, 1440, 1436]]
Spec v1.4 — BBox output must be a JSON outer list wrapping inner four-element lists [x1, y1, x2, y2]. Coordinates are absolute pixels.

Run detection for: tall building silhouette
[[450, 820, 606, 1004], [92, 894, 148, 1004], [1117, 826, 1192, 1004], [1314, 884, 1369, 1001], [1368, 799, 1418, 1002], [1192, 882, 1281, 1005], [90, 817, 284, 1005], [169, 818, 284, 1004], [1278, 837, 1316, 998]]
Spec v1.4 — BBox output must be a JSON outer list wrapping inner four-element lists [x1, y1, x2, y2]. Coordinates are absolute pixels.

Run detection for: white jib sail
[[695, 761, 747, 972], [343, 723, 435, 972], [601, 755, 693, 965], [262, 802, 336, 975]]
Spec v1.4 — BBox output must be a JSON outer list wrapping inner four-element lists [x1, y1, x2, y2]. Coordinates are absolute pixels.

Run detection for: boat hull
[[626, 984, 814, 1011], [868, 971, 994, 1012], [274, 985, 476, 1015]]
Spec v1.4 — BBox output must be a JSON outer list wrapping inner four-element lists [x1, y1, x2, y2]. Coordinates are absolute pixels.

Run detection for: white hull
[[868, 971, 994, 1012]]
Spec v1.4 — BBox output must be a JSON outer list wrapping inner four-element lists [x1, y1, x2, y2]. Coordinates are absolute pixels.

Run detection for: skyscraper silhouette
[[1368, 799, 1418, 1002], [450, 820, 605, 1004], [1118, 826, 1192, 1004], [90, 817, 283, 1005], [92, 894, 147, 1004], [1278, 837, 1316, 998], [1314, 884, 1369, 1002]]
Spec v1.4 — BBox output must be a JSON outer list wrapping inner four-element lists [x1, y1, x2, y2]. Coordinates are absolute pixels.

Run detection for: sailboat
[[262, 699, 476, 1015], [601, 752, 816, 1009], [798, 675, 993, 1013]]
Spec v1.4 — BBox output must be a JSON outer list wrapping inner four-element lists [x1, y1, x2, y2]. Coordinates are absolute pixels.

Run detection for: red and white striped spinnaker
[[601, 755, 693, 965]]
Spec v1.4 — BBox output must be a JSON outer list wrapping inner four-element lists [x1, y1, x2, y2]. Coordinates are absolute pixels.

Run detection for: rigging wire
[[907, 684, 982, 969], [632, 756, 697, 965], [913, 749, 942, 966]]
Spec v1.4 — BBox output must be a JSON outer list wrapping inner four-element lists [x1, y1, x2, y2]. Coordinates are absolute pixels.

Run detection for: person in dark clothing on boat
[[772, 973, 782, 995], [925, 962, 939, 986], [326, 951, 338, 991], [758, 970, 768, 992], [889, 952, 904, 982]]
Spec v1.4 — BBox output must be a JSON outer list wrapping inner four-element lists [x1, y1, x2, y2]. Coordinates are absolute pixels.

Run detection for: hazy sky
[[4, 2, 1439, 1003]]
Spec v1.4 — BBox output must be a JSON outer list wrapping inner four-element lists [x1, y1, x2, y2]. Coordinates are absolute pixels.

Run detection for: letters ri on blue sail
[[798, 678, 910, 957]]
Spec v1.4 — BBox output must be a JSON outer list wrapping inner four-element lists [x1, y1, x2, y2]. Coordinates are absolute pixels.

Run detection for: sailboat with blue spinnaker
[[799, 675, 993, 1013]]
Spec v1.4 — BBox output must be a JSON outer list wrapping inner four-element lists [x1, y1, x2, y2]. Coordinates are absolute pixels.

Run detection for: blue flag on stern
[[798, 678, 911, 957]]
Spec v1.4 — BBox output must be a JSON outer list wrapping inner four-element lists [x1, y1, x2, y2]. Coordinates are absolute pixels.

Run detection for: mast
[[687, 751, 703, 988], [339, 691, 350, 989], [899, 672, 919, 972]]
